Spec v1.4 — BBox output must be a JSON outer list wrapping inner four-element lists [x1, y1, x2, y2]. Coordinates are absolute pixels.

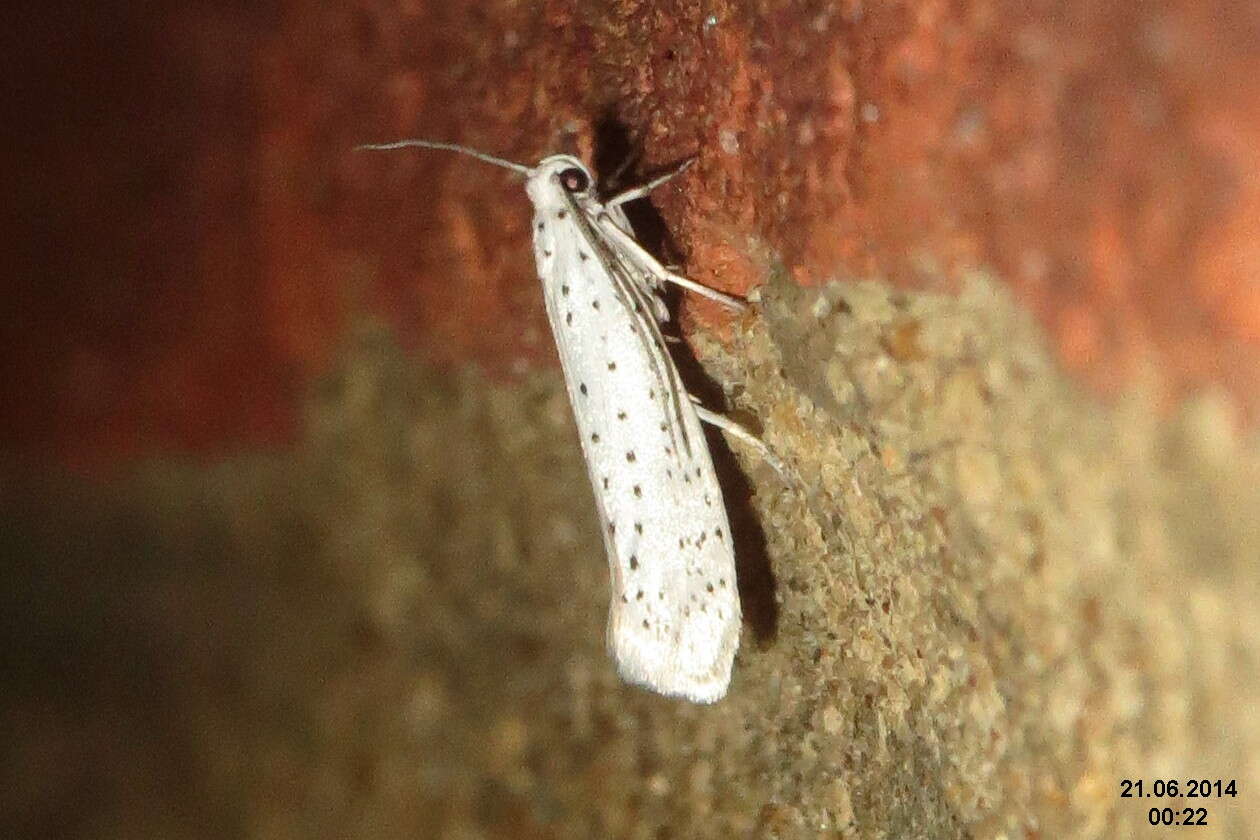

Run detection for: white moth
[[360, 139, 763, 703]]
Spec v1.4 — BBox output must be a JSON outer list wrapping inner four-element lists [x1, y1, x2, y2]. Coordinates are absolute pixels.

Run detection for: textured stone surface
[[5, 274, 1257, 838]]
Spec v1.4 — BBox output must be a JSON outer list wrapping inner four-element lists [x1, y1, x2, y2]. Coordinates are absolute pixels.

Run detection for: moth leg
[[596, 218, 746, 311], [691, 403, 794, 485], [605, 150, 642, 191], [650, 292, 670, 323], [607, 158, 697, 208], [661, 270, 746, 311]]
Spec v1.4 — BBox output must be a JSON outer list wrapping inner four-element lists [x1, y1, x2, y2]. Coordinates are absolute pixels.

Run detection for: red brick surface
[[7, 1, 1258, 466]]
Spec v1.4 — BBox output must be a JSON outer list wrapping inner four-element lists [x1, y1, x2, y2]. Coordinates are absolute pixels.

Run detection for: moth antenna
[[356, 139, 531, 175]]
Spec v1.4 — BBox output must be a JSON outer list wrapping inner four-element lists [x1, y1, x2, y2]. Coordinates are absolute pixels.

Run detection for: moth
[[360, 139, 772, 702]]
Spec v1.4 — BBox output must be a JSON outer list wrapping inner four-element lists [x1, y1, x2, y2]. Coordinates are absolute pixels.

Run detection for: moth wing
[[595, 205, 671, 322], [603, 407, 740, 703], [532, 175, 740, 702]]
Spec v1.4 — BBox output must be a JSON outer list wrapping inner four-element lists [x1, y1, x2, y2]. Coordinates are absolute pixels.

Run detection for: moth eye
[[560, 167, 590, 193]]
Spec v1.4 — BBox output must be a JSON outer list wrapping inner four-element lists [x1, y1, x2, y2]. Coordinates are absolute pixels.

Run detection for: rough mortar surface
[[4, 273, 1258, 838]]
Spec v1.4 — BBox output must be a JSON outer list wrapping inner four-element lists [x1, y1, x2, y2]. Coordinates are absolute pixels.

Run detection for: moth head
[[536, 155, 594, 196]]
